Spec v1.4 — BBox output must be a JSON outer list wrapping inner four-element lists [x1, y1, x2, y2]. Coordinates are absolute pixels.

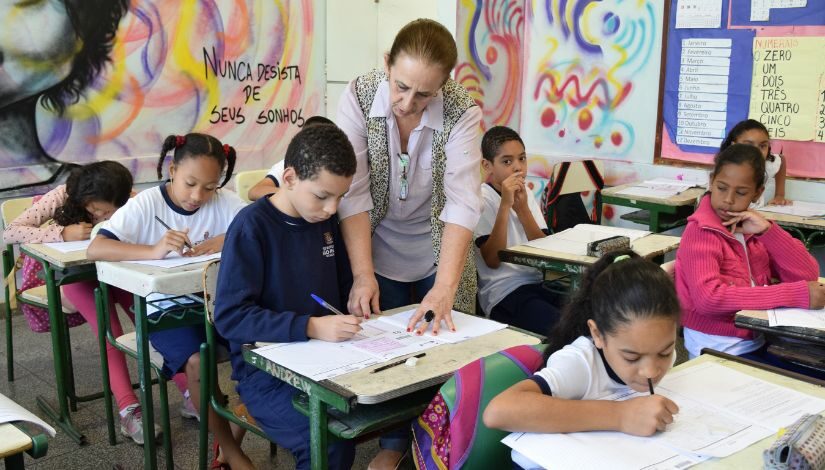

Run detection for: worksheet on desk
[[124, 252, 221, 268], [375, 309, 508, 344], [768, 308, 825, 329], [42, 239, 92, 253], [503, 362, 825, 469], [760, 200, 825, 218]]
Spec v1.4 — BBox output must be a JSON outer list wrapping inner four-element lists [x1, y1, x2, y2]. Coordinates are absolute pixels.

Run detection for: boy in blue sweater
[[214, 124, 361, 469]]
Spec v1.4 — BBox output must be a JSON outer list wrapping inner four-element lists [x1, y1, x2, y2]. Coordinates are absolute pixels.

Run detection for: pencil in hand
[[154, 215, 193, 249]]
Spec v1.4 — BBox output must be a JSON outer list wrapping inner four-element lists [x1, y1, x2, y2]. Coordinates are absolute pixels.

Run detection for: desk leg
[[134, 295, 158, 470], [649, 210, 662, 233], [36, 264, 86, 445], [3, 452, 25, 470], [309, 394, 329, 470]]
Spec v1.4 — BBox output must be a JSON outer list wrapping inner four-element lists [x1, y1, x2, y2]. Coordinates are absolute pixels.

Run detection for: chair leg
[[157, 372, 173, 469], [198, 343, 210, 470], [5, 297, 13, 383]]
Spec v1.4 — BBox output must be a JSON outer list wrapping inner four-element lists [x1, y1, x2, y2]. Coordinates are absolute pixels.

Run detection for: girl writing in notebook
[[1, 161, 184, 445], [87, 133, 252, 469], [483, 251, 681, 470], [676, 144, 824, 373], [720, 119, 789, 207]]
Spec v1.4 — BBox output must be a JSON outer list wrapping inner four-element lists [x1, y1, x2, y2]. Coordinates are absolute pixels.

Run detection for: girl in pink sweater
[[3, 162, 194, 445], [675, 144, 824, 369]]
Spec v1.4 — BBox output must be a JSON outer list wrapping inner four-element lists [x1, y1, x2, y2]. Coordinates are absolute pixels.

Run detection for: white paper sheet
[[616, 178, 702, 199], [760, 200, 825, 218], [503, 361, 825, 469], [523, 225, 650, 255], [0, 392, 55, 437], [767, 308, 825, 329], [124, 252, 221, 268], [252, 310, 506, 380], [376, 309, 507, 344], [42, 239, 92, 253], [676, 0, 723, 29]]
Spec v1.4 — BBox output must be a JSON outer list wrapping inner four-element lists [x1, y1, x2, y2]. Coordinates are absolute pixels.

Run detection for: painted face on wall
[[0, 0, 78, 108]]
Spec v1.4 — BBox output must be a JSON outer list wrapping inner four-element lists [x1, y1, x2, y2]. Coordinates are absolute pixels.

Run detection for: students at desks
[[214, 124, 360, 470], [246, 115, 336, 201], [474, 126, 562, 334], [483, 251, 681, 469], [87, 133, 253, 469], [675, 143, 825, 379]]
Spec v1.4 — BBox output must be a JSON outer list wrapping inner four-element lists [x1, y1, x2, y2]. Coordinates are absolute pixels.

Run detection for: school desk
[[757, 208, 825, 250], [498, 233, 681, 289], [95, 259, 213, 470], [689, 350, 825, 469], [243, 305, 542, 470], [735, 309, 825, 347], [19, 243, 98, 445], [600, 183, 705, 233], [0, 423, 48, 470]]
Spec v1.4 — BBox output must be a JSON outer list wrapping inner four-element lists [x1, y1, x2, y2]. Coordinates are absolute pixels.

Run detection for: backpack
[[540, 161, 604, 233]]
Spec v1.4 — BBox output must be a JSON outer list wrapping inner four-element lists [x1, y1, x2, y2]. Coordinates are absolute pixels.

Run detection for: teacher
[[336, 18, 482, 468], [337, 18, 482, 334]]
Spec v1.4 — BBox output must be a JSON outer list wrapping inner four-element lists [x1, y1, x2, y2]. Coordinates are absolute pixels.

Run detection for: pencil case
[[587, 235, 630, 257], [764, 414, 825, 470]]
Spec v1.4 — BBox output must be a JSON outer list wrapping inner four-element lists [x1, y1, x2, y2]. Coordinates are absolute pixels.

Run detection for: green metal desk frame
[[2, 423, 49, 470]]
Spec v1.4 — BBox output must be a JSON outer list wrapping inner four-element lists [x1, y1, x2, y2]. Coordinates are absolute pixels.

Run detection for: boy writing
[[214, 124, 360, 469]]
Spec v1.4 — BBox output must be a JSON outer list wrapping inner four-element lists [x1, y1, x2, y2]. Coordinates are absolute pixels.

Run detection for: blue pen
[[311, 293, 346, 315]]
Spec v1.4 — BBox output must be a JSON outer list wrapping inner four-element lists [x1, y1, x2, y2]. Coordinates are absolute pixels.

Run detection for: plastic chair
[[233, 169, 269, 202], [412, 343, 547, 469], [199, 260, 271, 469], [2, 197, 78, 382]]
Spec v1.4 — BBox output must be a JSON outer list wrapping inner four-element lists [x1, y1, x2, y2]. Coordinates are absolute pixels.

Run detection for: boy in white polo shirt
[[473, 126, 562, 334]]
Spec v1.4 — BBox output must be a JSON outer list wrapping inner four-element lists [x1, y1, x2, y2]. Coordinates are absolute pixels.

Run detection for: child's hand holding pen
[[152, 227, 192, 258], [306, 315, 362, 342], [618, 394, 679, 436]]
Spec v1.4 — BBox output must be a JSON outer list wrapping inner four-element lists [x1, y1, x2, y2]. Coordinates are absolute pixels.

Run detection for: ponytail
[[157, 135, 178, 180], [220, 145, 236, 188], [542, 250, 680, 363]]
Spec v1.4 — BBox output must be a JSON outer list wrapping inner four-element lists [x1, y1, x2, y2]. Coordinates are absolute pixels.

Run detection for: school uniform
[[514, 337, 675, 469], [265, 160, 284, 187], [214, 198, 355, 469], [755, 154, 782, 208], [99, 183, 246, 377], [474, 183, 561, 334]]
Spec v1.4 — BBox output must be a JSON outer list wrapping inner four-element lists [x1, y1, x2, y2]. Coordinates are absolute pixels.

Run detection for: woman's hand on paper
[[348, 274, 381, 319], [619, 395, 679, 436], [408, 284, 456, 335]]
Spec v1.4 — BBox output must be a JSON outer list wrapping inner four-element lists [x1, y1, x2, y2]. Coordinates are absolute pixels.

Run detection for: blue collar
[[160, 183, 198, 216], [597, 346, 627, 386]]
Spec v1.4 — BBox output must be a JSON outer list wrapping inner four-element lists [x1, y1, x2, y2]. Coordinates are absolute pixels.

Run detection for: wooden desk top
[[502, 233, 681, 266], [0, 423, 32, 458], [758, 210, 825, 231], [96, 260, 212, 297], [602, 183, 705, 207], [21, 243, 92, 269], [685, 354, 825, 468]]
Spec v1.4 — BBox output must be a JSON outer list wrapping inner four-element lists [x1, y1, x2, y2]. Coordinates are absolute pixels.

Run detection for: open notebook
[[253, 309, 507, 381]]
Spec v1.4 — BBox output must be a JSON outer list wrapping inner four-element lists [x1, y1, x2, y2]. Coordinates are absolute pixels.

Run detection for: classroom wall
[[0, 0, 325, 198]]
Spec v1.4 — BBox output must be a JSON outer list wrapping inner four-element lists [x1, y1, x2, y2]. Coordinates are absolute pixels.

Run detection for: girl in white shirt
[[483, 251, 682, 469], [87, 133, 252, 470]]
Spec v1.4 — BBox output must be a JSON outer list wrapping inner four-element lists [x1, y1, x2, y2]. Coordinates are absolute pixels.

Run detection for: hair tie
[[223, 144, 230, 155], [175, 135, 186, 147], [613, 254, 631, 264]]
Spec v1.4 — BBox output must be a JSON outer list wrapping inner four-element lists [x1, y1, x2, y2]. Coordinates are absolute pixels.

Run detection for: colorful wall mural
[[0, 0, 323, 196], [456, 0, 526, 132], [456, 0, 664, 171], [521, 0, 663, 163]]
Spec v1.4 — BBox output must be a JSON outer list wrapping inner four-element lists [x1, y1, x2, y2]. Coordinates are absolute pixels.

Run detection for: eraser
[[405, 357, 419, 367]]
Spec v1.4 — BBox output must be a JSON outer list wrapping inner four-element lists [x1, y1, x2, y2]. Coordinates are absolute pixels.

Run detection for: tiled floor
[[0, 311, 390, 469]]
